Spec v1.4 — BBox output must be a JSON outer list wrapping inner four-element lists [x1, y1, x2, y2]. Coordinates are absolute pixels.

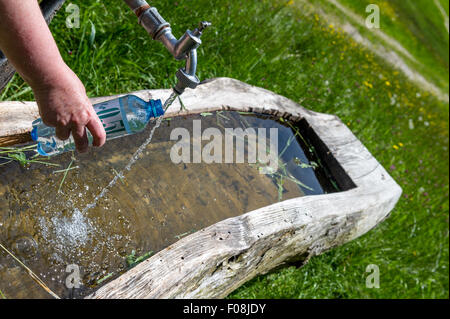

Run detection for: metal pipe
[[123, 0, 210, 95], [185, 49, 197, 76], [123, 0, 149, 13], [173, 49, 199, 95]]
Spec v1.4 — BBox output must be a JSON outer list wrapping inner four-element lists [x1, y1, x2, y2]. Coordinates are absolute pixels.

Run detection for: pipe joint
[[123, 0, 211, 95]]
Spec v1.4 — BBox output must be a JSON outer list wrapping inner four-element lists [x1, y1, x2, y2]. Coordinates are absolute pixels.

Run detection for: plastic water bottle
[[31, 95, 164, 156]]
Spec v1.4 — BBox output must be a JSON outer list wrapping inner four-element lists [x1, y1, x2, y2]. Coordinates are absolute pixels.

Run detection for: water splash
[[81, 91, 179, 214], [42, 209, 93, 248]]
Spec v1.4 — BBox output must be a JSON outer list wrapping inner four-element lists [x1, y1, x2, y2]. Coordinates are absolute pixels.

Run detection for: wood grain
[[0, 78, 402, 298]]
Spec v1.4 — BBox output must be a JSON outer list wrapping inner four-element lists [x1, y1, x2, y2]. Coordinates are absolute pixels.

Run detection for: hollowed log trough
[[0, 77, 402, 298]]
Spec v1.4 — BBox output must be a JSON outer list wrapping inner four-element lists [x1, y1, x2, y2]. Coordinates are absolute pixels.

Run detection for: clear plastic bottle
[[31, 95, 164, 156]]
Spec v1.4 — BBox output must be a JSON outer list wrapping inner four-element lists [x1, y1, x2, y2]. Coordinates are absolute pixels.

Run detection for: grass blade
[[0, 242, 60, 299]]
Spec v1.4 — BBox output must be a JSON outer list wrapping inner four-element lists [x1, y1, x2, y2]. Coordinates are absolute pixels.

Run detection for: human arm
[[0, 0, 106, 152]]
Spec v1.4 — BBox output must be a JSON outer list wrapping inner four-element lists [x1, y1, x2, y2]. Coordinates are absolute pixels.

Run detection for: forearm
[[0, 0, 67, 90], [0, 0, 106, 151]]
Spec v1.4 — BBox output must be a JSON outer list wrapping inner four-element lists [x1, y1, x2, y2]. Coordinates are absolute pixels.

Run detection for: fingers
[[64, 111, 105, 153], [72, 123, 89, 153], [55, 126, 71, 141], [70, 114, 105, 153], [86, 116, 106, 147]]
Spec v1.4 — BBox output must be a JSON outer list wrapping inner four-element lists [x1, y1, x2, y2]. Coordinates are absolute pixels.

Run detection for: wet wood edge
[[0, 77, 402, 298]]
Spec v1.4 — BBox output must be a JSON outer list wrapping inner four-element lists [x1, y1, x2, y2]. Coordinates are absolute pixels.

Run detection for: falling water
[[81, 91, 179, 214], [162, 90, 179, 112]]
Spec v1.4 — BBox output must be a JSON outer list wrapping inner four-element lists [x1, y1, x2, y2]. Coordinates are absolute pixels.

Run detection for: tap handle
[[198, 21, 212, 32], [193, 21, 211, 36]]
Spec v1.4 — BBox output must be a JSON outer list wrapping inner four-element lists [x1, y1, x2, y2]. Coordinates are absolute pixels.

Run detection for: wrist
[[27, 60, 73, 92]]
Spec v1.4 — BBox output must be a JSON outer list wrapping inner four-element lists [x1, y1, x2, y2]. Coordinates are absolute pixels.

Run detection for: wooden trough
[[0, 77, 402, 298]]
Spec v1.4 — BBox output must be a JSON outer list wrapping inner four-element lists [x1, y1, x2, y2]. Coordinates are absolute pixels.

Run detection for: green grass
[[440, 0, 449, 15], [333, 0, 449, 95], [0, 0, 448, 298], [0, 145, 60, 167]]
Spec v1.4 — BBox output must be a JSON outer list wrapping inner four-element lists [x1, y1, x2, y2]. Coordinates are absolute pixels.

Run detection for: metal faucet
[[123, 0, 211, 95]]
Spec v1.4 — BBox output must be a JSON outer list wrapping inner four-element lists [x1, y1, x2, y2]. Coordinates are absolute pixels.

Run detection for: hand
[[0, 0, 105, 153], [33, 65, 106, 153]]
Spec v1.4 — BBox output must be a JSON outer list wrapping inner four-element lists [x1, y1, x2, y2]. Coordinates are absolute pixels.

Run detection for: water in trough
[[0, 109, 338, 298]]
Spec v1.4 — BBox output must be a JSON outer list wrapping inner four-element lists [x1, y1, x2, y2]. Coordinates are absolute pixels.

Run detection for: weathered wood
[[0, 78, 402, 299], [0, 101, 40, 146]]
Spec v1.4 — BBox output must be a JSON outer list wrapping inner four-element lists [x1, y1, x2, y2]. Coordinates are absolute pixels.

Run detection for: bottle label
[[94, 99, 128, 137]]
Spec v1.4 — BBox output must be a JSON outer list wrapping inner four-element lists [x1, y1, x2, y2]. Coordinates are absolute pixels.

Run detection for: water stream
[[0, 107, 338, 298], [81, 91, 179, 214]]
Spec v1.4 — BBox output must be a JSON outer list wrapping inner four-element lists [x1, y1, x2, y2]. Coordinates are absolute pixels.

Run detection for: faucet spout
[[123, 0, 210, 95], [185, 49, 198, 76], [173, 49, 199, 95]]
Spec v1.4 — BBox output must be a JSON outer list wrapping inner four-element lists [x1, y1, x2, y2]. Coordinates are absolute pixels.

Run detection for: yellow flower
[[286, 0, 294, 6], [399, 142, 404, 147], [363, 81, 373, 89], [314, 14, 320, 21], [393, 145, 399, 150], [385, 81, 391, 86], [329, 24, 334, 29]]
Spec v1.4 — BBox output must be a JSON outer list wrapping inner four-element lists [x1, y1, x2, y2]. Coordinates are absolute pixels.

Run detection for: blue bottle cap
[[150, 99, 164, 118]]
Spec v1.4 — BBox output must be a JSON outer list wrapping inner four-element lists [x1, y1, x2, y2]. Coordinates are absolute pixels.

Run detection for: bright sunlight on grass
[[0, 0, 448, 299]]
